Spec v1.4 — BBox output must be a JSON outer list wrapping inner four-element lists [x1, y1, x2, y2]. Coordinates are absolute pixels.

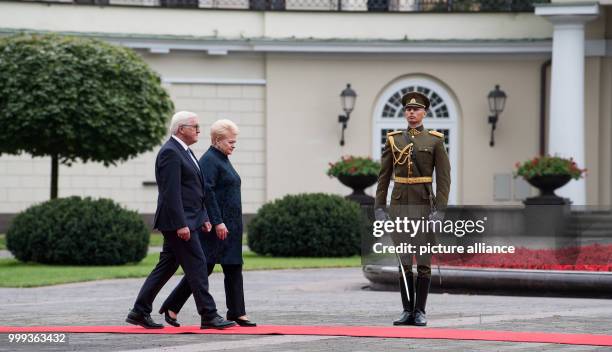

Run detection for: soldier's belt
[[394, 176, 433, 184]]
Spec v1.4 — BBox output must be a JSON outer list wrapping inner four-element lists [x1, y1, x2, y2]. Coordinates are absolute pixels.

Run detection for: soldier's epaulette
[[428, 130, 444, 138], [387, 131, 402, 136]]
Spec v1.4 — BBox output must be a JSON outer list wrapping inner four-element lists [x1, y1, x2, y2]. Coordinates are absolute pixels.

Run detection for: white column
[[536, 3, 599, 205]]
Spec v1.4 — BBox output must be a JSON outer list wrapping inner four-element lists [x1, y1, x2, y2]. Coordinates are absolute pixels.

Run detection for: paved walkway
[[1, 268, 611, 351]]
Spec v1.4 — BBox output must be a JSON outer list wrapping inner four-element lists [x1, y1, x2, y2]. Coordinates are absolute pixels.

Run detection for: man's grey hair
[[169, 111, 198, 135]]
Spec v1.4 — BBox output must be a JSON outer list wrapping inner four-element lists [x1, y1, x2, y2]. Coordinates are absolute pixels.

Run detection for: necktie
[[187, 149, 200, 171]]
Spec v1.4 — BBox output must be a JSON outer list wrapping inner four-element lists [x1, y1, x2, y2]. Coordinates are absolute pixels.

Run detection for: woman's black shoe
[[159, 308, 180, 327], [228, 317, 257, 327]]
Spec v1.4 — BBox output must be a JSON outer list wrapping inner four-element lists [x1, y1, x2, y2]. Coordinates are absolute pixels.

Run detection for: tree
[[0, 34, 174, 198]]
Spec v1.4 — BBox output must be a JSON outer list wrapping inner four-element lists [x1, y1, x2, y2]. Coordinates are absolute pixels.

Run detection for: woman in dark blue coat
[[159, 119, 255, 327]]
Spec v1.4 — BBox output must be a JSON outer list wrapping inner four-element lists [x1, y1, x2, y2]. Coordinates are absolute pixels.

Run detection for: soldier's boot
[[413, 276, 431, 326], [393, 266, 415, 325]]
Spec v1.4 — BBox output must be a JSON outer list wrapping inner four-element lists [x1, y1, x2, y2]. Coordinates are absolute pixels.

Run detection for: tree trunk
[[51, 154, 58, 199]]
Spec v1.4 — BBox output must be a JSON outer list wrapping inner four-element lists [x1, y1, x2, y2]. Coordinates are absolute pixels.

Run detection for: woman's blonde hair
[[210, 119, 239, 144]]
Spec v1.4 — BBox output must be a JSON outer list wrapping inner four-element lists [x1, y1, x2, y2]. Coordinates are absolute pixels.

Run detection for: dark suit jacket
[[200, 146, 243, 265], [153, 137, 209, 232]]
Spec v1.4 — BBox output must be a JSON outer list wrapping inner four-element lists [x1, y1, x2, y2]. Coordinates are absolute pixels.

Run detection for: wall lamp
[[338, 83, 357, 146], [488, 84, 507, 147]]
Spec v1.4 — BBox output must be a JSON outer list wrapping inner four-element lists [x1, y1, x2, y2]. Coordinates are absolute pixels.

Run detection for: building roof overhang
[[0, 27, 609, 57]]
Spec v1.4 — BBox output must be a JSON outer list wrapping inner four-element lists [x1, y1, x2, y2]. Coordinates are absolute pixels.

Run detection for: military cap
[[401, 92, 430, 110]]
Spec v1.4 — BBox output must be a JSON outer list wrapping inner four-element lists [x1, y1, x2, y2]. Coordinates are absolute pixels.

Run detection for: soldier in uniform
[[374, 91, 451, 326]]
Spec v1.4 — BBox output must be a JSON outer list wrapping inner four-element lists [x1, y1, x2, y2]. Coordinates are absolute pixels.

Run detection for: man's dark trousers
[[133, 230, 217, 320], [163, 260, 246, 319]]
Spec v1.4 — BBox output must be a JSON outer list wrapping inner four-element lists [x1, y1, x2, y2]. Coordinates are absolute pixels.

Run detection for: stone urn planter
[[524, 174, 572, 205], [327, 156, 381, 207], [516, 156, 585, 206], [337, 174, 378, 206]]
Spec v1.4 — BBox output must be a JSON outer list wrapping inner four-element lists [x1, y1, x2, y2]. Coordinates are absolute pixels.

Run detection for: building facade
[[0, 0, 610, 227]]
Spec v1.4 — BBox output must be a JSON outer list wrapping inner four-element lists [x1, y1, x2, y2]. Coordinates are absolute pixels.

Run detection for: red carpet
[[1, 325, 611, 346]]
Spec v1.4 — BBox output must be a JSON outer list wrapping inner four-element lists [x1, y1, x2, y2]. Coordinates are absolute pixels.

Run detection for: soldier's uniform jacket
[[375, 125, 451, 209]]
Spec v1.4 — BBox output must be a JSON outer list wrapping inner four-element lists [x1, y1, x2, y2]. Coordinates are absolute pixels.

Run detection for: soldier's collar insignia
[[408, 128, 421, 137]]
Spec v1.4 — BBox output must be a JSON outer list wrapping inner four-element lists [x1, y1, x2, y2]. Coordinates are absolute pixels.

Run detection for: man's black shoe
[[413, 310, 427, 326], [126, 309, 163, 329], [201, 315, 237, 329], [393, 310, 415, 326]]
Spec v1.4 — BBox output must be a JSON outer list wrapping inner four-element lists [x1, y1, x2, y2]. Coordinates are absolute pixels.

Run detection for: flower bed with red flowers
[[432, 244, 612, 271]]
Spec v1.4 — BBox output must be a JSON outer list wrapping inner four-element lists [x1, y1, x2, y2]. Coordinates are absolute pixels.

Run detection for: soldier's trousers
[[388, 203, 434, 313], [390, 213, 434, 313]]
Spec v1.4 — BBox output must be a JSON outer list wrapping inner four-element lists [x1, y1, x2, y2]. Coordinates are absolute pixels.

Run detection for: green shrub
[[6, 197, 149, 265], [248, 193, 365, 257]]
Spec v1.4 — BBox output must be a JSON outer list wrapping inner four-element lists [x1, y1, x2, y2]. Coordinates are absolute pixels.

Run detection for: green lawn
[[149, 233, 249, 247], [2, 233, 163, 250], [149, 233, 163, 247], [2, 233, 233, 250], [0, 251, 360, 288]]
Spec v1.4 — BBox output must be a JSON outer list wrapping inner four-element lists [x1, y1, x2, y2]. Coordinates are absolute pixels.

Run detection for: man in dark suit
[[126, 111, 235, 329]]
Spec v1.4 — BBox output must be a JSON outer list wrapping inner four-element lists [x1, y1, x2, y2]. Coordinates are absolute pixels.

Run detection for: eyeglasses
[[181, 124, 200, 130], [404, 107, 424, 112]]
